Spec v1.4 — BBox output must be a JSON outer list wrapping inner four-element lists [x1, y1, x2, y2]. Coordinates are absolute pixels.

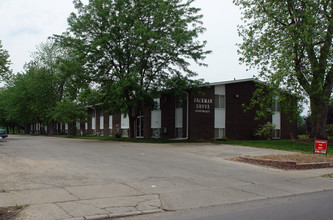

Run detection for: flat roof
[[209, 78, 261, 86]]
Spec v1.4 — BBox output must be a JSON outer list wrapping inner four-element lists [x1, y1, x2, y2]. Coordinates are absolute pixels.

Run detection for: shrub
[[254, 122, 276, 140], [115, 131, 122, 138]]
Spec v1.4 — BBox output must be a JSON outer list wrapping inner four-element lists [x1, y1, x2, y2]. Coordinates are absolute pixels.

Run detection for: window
[[272, 129, 280, 139], [121, 129, 129, 137], [215, 95, 225, 108], [176, 128, 183, 138], [109, 115, 113, 129], [100, 115, 104, 129], [214, 128, 225, 139], [76, 122, 80, 130], [153, 98, 160, 110]]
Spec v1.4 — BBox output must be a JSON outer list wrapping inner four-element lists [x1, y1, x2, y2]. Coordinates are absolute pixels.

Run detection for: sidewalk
[[2, 183, 161, 220], [3, 167, 333, 220]]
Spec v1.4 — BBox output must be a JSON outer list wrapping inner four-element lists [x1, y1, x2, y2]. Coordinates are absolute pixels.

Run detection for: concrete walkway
[[1, 136, 333, 219], [2, 183, 161, 219], [4, 168, 333, 220]]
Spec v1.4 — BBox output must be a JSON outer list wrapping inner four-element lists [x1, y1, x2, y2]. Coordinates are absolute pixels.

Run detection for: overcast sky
[[0, 0, 255, 83]]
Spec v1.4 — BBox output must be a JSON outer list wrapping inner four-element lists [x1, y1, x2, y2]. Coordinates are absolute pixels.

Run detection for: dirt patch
[[230, 154, 333, 170], [0, 207, 21, 220]]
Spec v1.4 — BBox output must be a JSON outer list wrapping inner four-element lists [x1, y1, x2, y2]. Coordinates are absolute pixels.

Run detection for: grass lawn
[[55, 135, 197, 143], [29, 134, 332, 157], [221, 140, 332, 157]]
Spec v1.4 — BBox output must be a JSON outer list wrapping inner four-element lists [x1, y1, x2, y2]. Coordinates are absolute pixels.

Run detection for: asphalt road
[[0, 135, 297, 191], [1, 135, 333, 219], [123, 190, 333, 220]]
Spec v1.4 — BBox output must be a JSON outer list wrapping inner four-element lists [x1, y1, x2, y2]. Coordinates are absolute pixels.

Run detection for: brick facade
[[188, 87, 215, 140], [54, 79, 297, 140], [225, 81, 268, 140]]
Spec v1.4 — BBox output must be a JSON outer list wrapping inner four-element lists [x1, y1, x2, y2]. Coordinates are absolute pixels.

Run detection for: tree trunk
[[128, 106, 137, 139], [49, 121, 56, 135], [310, 97, 329, 140], [24, 125, 29, 134]]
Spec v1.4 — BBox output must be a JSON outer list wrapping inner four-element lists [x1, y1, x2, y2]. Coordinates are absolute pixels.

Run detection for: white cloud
[[0, 0, 74, 73], [0, 0, 254, 82]]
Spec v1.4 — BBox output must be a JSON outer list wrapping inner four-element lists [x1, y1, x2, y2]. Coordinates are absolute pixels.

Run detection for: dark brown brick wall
[[82, 80, 297, 140], [103, 111, 110, 136], [96, 109, 100, 134], [225, 81, 268, 140], [182, 97, 188, 138], [188, 87, 214, 140], [160, 94, 176, 138]]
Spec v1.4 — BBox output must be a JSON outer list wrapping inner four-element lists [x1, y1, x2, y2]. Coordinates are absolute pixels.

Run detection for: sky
[[0, 0, 256, 84]]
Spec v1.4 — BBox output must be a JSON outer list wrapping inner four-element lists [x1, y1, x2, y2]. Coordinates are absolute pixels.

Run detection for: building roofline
[[208, 78, 261, 86]]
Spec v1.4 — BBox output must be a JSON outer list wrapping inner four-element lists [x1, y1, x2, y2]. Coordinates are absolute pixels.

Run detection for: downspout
[[184, 91, 189, 139]]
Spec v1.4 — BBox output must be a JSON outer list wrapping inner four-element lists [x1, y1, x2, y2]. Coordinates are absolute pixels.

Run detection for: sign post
[[314, 140, 328, 157]]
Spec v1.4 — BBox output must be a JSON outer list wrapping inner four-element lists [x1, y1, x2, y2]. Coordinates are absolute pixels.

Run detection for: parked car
[[0, 129, 8, 139]]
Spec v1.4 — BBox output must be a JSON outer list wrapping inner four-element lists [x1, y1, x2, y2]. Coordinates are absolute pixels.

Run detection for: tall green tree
[[0, 73, 36, 132], [1, 40, 88, 134], [56, 0, 210, 138], [234, 0, 333, 139], [27, 40, 89, 133], [0, 40, 12, 83]]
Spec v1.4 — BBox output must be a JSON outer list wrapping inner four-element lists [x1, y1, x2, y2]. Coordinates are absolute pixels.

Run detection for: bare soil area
[[231, 154, 333, 170], [252, 154, 333, 163], [0, 207, 21, 220]]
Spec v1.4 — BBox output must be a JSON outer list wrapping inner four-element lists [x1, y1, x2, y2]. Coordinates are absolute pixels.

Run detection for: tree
[[234, 0, 333, 139], [56, 0, 210, 138], [0, 40, 12, 82], [0, 73, 36, 133], [0, 40, 89, 134], [53, 99, 87, 135]]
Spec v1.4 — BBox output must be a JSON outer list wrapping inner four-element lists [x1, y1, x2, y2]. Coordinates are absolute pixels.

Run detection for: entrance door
[[136, 116, 144, 138]]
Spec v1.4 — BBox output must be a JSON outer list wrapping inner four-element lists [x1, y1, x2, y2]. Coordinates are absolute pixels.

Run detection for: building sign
[[314, 140, 327, 155], [193, 98, 213, 114]]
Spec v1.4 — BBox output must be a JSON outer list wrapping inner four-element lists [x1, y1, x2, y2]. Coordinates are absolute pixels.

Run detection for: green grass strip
[[221, 140, 332, 156]]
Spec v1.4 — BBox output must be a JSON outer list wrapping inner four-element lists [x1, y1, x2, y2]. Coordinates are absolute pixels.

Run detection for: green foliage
[[222, 136, 229, 141], [0, 40, 12, 83], [321, 173, 333, 178], [55, 0, 211, 137], [326, 124, 333, 137], [225, 140, 333, 156], [234, 0, 333, 139], [53, 99, 87, 124], [0, 40, 89, 132], [254, 122, 276, 140], [13, 204, 25, 210], [78, 88, 103, 106], [297, 115, 307, 135], [115, 131, 122, 138]]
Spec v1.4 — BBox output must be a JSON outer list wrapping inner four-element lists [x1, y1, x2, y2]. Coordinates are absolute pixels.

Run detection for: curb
[[63, 209, 161, 220], [238, 156, 333, 170]]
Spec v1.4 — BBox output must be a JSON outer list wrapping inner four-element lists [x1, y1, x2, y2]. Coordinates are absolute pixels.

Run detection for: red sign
[[314, 140, 328, 155]]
